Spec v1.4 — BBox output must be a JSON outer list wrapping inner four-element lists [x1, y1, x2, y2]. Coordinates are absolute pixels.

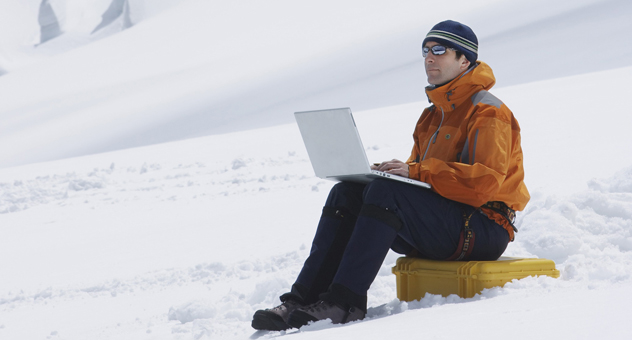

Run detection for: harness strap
[[445, 211, 476, 261]]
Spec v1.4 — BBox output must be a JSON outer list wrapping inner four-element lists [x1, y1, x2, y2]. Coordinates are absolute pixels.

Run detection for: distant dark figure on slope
[[252, 20, 530, 331]]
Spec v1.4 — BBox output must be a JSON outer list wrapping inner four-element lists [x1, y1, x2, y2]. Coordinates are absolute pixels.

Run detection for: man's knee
[[330, 182, 365, 197], [325, 182, 366, 213], [363, 179, 397, 203]]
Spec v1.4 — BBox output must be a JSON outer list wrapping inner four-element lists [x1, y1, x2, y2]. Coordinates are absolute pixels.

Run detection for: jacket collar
[[425, 61, 496, 112]]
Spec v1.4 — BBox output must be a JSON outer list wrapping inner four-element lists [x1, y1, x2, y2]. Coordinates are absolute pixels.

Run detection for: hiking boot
[[251, 299, 303, 331], [287, 300, 365, 328]]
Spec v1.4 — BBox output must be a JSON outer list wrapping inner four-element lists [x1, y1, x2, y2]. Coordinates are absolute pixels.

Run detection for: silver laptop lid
[[294, 108, 371, 179]]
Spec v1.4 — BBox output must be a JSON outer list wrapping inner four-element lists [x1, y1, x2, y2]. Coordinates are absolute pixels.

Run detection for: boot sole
[[251, 310, 292, 331]]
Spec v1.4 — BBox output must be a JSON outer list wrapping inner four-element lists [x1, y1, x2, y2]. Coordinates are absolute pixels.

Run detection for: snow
[[1, 0, 632, 339], [2, 0, 630, 168]]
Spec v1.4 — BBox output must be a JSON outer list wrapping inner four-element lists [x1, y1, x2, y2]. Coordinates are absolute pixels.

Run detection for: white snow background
[[1, 0, 632, 339]]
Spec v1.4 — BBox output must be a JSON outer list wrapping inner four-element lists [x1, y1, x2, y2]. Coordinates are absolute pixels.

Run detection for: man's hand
[[373, 159, 409, 178]]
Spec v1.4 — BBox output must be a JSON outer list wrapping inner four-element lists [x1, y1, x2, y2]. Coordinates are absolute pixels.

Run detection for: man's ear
[[460, 56, 471, 71]]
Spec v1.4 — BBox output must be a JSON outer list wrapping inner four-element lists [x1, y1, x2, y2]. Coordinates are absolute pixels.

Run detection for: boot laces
[[304, 300, 335, 313], [272, 299, 298, 312]]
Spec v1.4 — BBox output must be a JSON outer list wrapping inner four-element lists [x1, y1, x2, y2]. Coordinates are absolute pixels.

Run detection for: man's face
[[424, 41, 470, 85]]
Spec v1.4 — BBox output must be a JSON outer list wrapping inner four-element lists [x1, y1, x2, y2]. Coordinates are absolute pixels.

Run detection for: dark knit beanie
[[422, 20, 478, 65]]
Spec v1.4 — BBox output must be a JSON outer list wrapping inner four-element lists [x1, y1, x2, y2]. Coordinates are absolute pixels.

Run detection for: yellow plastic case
[[392, 256, 560, 300]]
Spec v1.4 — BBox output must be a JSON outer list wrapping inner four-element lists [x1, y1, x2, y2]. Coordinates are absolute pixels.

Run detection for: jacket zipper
[[422, 107, 444, 161]]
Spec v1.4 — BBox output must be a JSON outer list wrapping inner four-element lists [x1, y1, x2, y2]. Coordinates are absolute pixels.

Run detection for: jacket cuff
[[408, 162, 421, 180]]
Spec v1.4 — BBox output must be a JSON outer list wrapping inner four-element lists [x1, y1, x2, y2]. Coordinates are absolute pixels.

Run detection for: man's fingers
[[385, 165, 404, 173], [375, 159, 407, 173], [381, 162, 409, 177]]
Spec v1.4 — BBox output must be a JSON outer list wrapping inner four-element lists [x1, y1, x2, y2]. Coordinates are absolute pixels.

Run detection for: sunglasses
[[422, 45, 455, 57]]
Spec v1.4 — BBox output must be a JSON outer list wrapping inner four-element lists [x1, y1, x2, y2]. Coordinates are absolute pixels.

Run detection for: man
[[251, 20, 530, 330]]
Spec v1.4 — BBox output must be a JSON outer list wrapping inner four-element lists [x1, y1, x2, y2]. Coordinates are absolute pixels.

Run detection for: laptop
[[294, 107, 431, 188]]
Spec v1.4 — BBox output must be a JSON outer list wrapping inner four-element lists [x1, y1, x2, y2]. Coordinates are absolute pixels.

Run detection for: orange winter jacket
[[407, 61, 530, 240]]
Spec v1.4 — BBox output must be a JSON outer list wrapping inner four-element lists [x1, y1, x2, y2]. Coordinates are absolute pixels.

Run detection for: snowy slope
[[1, 0, 632, 339], [1, 0, 631, 168]]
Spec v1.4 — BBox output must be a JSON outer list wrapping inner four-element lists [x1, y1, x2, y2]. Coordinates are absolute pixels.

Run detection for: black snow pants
[[282, 179, 509, 312]]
